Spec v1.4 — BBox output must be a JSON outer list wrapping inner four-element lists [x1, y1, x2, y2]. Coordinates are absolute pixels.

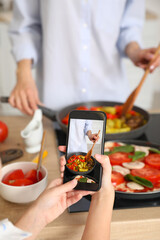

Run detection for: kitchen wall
[[0, 0, 160, 115], [124, 0, 160, 110]]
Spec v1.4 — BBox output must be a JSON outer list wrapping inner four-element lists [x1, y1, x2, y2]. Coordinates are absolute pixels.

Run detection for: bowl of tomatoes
[[0, 162, 48, 203], [66, 152, 96, 175]]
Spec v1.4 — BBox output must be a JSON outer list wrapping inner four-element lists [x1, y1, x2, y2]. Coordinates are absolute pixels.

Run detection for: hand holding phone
[[63, 110, 106, 191]]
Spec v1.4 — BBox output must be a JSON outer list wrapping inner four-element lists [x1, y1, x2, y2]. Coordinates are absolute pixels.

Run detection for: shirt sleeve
[[84, 120, 92, 135], [117, 0, 145, 57], [0, 219, 31, 240], [9, 0, 42, 67]]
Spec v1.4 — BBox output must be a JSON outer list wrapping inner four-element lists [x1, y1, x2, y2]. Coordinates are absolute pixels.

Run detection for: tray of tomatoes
[[105, 140, 160, 199]]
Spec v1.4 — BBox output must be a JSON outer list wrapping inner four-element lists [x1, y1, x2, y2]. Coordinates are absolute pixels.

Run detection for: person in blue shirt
[[8, 0, 160, 115], [67, 119, 100, 154]]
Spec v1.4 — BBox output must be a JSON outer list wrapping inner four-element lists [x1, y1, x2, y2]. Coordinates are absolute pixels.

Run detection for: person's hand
[[92, 154, 114, 200], [9, 59, 41, 115], [132, 48, 160, 72], [16, 177, 91, 240], [59, 146, 114, 199], [59, 145, 67, 178], [88, 133, 100, 143], [125, 42, 160, 73], [32, 178, 91, 225]]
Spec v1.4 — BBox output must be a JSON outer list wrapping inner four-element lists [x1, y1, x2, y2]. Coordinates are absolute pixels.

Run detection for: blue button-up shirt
[[9, 0, 145, 110], [68, 119, 93, 153]]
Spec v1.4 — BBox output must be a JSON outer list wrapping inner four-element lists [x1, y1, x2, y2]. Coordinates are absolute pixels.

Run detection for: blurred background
[[0, 0, 160, 115]]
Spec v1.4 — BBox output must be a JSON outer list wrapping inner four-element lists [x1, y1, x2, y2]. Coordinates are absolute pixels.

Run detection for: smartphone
[[63, 110, 106, 191]]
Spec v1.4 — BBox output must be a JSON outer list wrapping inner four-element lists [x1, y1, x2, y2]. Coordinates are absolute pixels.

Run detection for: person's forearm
[[125, 41, 141, 63], [15, 203, 45, 240], [87, 130, 92, 139], [16, 59, 32, 80], [81, 191, 114, 240]]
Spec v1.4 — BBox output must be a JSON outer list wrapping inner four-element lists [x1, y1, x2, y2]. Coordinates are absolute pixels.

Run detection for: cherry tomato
[[106, 113, 118, 119], [76, 106, 88, 110], [115, 105, 123, 115], [109, 152, 132, 166], [7, 178, 34, 186], [111, 171, 125, 186], [62, 114, 69, 125], [129, 110, 136, 116], [90, 106, 101, 111], [0, 120, 8, 142], [2, 169, 24, 184], [145, 154, 160, 170], [131, 167, 160, 183]]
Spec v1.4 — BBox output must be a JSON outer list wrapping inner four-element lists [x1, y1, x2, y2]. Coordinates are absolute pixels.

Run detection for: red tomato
[[115, 105, 123, 115], [106, 113, 118, 119], [131, 167, 160, 183], [153, 181, 160, 188], [76, 106, 88, 110], [111, 171, 125, 186], [90, 106, 101, 111], [62, 114, 69, 125], [145, 154, 160, 170], [25, 169, 38, 183], [2, 169, 24, 184], [129, 110, 136, 116], [6, 179, 34, 186], [0, 120, 8, 142], [109, 152, 132, 166]]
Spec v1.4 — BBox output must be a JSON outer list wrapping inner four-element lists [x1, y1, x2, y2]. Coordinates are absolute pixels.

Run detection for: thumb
[[53, 179, 77, 195], [142, 52, 154, 61], [59, 145, 66, 152]]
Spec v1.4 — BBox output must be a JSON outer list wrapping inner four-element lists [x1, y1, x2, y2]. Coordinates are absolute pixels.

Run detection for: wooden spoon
[[121, 44, 160, 116], [37, 131, 46, 181], [86, 130, 101, 161]]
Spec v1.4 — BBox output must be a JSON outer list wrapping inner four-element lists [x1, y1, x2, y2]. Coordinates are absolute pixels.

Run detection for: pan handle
[[37, 105, 57, 121], [0, 96, 57, 121]]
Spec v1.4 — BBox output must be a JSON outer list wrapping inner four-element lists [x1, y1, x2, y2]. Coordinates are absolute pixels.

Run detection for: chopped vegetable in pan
[[61, 105, 146, 134], [67, 155, 94, 172]]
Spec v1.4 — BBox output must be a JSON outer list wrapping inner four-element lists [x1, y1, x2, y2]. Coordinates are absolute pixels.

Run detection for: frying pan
[[66, 152, 96, 175], [0, 97, 150, 140], [112, 140, 160, 200], [38, 101, 150, 141]]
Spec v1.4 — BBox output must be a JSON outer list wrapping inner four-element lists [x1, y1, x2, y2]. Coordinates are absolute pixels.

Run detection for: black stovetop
[[54, 113, 160, 213]]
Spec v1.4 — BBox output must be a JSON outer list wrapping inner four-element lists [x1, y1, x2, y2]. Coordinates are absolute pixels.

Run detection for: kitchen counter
[[0, 115, 160, 240]]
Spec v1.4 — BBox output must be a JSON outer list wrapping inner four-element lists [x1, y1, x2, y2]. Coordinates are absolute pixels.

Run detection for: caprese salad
[[104, 141, 160, 193]]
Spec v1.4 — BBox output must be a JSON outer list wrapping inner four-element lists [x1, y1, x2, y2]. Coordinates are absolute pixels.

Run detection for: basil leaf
[[104, 151, 111, 155], [128, 151, 146, 161], [79, 177, 87, 183], [104, 145, 134, 155], [149, 148, 160, 154], [125, 174, 153, 188]]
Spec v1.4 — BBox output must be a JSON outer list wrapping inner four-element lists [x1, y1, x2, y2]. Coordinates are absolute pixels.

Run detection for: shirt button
[[81, 88, 86, 93], [83, 67, 88, 72], [83, 23, 88, 28], [83, 45, 88, 50]]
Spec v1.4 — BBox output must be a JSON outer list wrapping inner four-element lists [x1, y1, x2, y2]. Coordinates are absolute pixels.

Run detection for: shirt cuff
[[0, 219, 31, 240], [10, 32, 41, 68], [117, 27, 143, 57]]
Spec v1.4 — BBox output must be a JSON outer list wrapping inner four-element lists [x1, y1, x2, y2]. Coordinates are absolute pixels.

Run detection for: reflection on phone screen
[[67, 119, 104, 156]]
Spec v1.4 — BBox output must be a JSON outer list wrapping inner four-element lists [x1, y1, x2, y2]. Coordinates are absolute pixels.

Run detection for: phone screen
[[64, 110, 106, 191], [67, 118, 104, 157]]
